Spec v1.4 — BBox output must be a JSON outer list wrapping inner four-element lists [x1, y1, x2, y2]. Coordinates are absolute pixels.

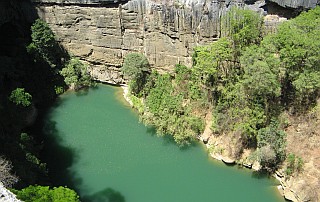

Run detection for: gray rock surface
[[35, 0, 251, 84], [31, 0, 126, 4], [31, 0, 319, 85], [0, 183, 21, 202], [269, 0, 319, 9]]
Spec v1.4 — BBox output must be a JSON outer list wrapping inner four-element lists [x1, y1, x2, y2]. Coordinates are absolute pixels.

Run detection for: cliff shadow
[[251, 170, 272, 180], [145, 127, 197, 150], [82, 188, 126, 202], [41, 119, 81, 187]]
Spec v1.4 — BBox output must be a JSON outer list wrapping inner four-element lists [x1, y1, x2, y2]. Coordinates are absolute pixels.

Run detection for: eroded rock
[[0, 183, 21, 202]]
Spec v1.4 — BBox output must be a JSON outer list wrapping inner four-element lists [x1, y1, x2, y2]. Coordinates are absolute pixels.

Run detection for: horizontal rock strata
[[34, 0, 250, 84]]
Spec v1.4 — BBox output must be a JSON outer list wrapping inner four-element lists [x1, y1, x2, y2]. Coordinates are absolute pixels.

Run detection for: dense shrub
[[122, 53, 150, 96], [9, 88, 32, 107], [13, 185, 80, 202], [60, 58, 93, 89]]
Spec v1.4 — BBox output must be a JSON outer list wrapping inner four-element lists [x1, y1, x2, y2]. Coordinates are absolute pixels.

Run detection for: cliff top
[[31, 0, 128, 4]]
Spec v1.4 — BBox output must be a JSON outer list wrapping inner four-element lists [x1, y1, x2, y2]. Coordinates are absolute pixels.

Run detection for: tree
[[0, 156, 18, 188], [240, 44, 281, 118], [9, 88, 32, 107], [256, 145, 277, 167], [13, 185, 80, 202], [27, 19, 61, 68], [222, 8, 263, 52], [142, 72, 204, 145], [121, 53, 150, 96], [271, 6, 320, 106], [256, 123, 286, 167], [192, 38, 233, 89], [60, 58, 92, 89]]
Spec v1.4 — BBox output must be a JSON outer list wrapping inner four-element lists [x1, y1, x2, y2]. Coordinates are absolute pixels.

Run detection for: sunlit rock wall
[[32, 0, 318, 84], [33, 0, 249, 84]]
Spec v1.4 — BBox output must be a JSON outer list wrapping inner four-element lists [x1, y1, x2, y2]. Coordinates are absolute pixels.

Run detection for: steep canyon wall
[[32, 0, 318, 84], [33, 0, 259, 84]]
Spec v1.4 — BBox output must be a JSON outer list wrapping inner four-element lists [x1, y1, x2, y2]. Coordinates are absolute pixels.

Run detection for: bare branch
[[0, 156, 19, 188]]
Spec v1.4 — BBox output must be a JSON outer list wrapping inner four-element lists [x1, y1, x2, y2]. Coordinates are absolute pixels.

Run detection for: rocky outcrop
[[269, 0, 319, 9], [0, 183, 21, 202]]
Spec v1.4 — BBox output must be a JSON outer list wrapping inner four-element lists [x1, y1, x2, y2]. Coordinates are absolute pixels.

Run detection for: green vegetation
[[125, 7, 320, 172], [13, 185, 80, 202], [256, 123, 286, 168], [60, 58, 93, 89], [141, 67, 205, 145], [285, 153, 304, 176], [122, 53, 150, 96], [0, 15, 79, 199], [9, 88, 32, 107], [27, 19, 63, 68], [27, 19, 92, 90]]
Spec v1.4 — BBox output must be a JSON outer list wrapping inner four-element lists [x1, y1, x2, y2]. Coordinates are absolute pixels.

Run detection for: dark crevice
[[263, 0, 305, 18]]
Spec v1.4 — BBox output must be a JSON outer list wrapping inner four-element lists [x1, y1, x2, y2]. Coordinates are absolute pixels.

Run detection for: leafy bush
[[122, 53, 150, 96], [9, 88, 32, 107], [13, 185, 80, 202], [285, 153, 304, 175], [60, 58, 93, 89], [256, 123, 286, 167], [222, 8, 263, 53], [141, 68, 205, 145]]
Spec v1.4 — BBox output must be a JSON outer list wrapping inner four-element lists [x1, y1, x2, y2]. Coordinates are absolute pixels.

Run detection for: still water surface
[[43, 84, 284, 202]]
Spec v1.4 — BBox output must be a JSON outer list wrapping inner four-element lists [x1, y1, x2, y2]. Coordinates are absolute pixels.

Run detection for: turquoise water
[[43, 84, 284, 202]]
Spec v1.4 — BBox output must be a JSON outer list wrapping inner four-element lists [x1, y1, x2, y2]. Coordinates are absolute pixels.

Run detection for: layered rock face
[[34, 0, 252, 84], [33, 0, 318, 84]]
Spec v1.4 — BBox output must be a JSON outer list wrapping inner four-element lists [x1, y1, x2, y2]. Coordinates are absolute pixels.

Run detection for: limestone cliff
[[33, 0, 268, 84], [33, 0, 319, 84], [0, 183, 21, 202]]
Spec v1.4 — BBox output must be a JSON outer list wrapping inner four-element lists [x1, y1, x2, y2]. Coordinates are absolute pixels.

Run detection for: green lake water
[[43, 84, 285, 202]]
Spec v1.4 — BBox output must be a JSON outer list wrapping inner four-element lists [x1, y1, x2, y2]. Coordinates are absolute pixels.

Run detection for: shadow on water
[[146, 126, 157, 136], [74, 85, 100, 97], [145, 127, 197, 150], [74, 88, 90, 97], [82, 188, 126, 202], [41, 90, 127, 202], [42, 119, 81, 187], [251, 170, 271, 179]]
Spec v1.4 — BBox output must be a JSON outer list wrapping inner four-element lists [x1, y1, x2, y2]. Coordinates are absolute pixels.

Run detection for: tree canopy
[[9, 88, 32, 107], [121, 7, 320, 170], [13, 185, 80, 202], [60, 58, 93, 89], [121, 53, 150, 96]]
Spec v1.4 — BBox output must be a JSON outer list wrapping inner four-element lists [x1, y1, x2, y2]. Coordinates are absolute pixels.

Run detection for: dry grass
[[283, 102, 320, 200]]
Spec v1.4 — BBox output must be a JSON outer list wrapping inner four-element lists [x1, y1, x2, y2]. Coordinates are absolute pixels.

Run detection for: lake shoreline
[[120, 85, 295, 202]]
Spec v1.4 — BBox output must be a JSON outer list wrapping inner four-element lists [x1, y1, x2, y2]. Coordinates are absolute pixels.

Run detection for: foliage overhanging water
[[43, 84, 284, 202]]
